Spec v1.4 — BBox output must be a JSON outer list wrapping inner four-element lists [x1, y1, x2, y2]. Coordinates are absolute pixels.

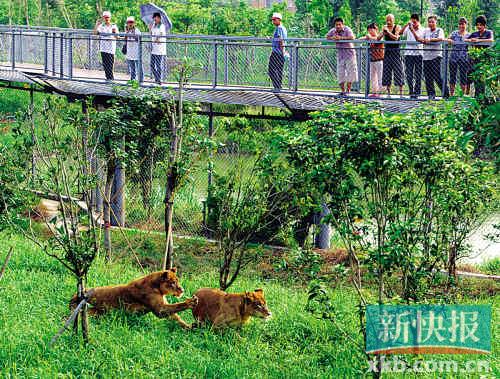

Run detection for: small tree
[[1, 97, 100, 344], [207, 158, 294, 290]]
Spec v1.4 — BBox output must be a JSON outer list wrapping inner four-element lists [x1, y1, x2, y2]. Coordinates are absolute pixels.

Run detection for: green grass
[[0, 231, 498, 378]]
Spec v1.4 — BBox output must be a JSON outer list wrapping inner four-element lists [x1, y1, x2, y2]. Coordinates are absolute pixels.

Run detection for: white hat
[[126, 16, 135, 22], [102, 11, 111, 17], [272, 12, 282, 20]]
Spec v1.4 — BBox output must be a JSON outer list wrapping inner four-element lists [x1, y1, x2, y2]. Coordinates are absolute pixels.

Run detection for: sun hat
[[102, 11, 111, 18], [126, 16, 135, 22], [272, 12, 282, 20]]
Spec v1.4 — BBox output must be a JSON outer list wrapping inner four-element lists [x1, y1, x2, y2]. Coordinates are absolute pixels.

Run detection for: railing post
[[10, 31, 15, 70], [442, 42, 449, 98], [52, 32, 56, 75], [292, 43, 299, 91], [68, 32, 73, 79], [364, 43, 371, 98], [355, 44, 362, 92], [212, 42, 218, 88], [59, 33, 64, 78], [138, 35, 144, 83], [19, 30, 23, 64], [223, 39, 228, 86], [87, 34, 92, 70], [44, 32, 48, 73]]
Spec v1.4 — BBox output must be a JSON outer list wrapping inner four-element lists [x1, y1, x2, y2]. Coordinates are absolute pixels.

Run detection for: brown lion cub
[[192, 288, 272, 328], [70, 268, 197, 328]]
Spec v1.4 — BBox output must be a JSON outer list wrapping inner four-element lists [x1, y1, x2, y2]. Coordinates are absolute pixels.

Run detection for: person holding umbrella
[[149, 12, 167, 84], [94, 11, 118, 81]]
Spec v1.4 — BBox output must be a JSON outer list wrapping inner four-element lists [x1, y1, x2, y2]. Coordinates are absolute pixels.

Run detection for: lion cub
[[70, 268, 197, 328], [192, 288, 271, 328]]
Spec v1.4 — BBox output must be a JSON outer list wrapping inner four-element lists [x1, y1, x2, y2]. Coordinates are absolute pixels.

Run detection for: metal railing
[[0, 25, 494, 99]]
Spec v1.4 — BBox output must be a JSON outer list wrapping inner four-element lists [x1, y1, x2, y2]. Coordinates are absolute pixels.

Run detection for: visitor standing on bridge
[[401, 14, 424, 99], [326, 18, 358, 96], [379, 14, 404, 98], [150, 12, 167, 84], [361, 23, 384, 97], [94, 11, 118, 81], [418, 15, 448, 100], [125, 17, 142, 81], [447, 18, 471, 96], [465, 15, 494, 98], [268, 13, 287, 90]]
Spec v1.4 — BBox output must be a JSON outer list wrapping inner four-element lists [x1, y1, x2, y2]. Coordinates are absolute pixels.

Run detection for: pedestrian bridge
[[0, 25, 475, 116]]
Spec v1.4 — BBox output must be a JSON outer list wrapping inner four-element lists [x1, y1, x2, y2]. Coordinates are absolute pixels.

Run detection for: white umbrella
[[140, 3, 173, 31]]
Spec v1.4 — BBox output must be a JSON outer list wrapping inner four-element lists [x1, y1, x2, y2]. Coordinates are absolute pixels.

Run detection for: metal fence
[[0, 25, 493, 99]]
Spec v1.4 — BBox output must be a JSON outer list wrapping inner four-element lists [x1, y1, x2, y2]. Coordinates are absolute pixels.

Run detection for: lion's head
[[244, 289, 272, 319], [156, 268, 184, 297]]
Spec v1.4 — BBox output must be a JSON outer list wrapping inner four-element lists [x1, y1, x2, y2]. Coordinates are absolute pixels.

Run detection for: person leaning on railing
[[417, 15, 449, 100], [401, 14, 425, 99], [447, 17, 471, 96], [124, 16, 142, 81], [378, 14, 404, 97], [326, 17, 358, 96], [360, 23, 384, 97], [464, 15, 495, 98], [93, 10, 118, 81], [149, 12, 167, 85]]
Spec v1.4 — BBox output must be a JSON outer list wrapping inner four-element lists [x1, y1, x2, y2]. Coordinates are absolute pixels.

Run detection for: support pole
[[212, 43, 218, 88], [205, 104, 215, 234], [44, 32, 48, 73], [364, 43, 371, 98], [30, 87, 36, 179], [110, 162, 125, 227], [314, 202, 331, 249], [138, 35, 144, 83], [11, 31, 15, 70]]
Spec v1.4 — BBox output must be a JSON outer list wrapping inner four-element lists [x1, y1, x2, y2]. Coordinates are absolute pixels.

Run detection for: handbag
[[121, 41, 127, 55]]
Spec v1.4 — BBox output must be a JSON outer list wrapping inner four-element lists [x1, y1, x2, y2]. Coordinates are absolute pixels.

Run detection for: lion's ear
[[160, 271, 170, 281], [254, 288, 263, 294], [170, 267, 177, 273], [244, 292, 252, 304]]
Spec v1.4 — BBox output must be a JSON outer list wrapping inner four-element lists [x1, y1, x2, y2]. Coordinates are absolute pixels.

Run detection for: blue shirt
[[449, 30, 470, 62], [468, 29, 494, 49], [272, 24, 287, 55]]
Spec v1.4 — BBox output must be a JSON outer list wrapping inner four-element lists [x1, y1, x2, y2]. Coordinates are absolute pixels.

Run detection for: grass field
[[0, 229, 498, 378]]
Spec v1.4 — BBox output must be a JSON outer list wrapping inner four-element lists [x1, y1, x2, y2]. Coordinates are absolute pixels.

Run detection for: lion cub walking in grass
[[192, 288, 272, 328], [70, 268, 197, 329]]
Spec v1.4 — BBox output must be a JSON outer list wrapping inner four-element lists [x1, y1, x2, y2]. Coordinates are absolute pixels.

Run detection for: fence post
[[293, 43, 299, 91], [86, 34, 91, 70], [10, 31, 15, 70], [223, 39, 228, 86], [59, 33, 64, 78], [212, 42, 218, 88], [19, 30, 23, 64], [442, 42, 449, 98], [364, 43, 371, 98], [52, 32, 56, 76], [44, 32, 48, 73], [355, 44, 362, 92], [138, 35, 144, 83], [68, 32, 73, 79]]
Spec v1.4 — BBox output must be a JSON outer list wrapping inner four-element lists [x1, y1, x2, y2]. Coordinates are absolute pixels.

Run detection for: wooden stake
[[0, 247, 13, 282]]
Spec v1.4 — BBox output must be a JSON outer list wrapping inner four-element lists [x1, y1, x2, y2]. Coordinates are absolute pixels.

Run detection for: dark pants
[[404, 55, 422, 96], [268, 51, 285, 89], [101, 52, 114, 80], [449, 58, 470, 86], [423, 57, 449, 97], [382, 50, 404, 87], [151, 54, 166, 83], [127, 60, 139, 80]]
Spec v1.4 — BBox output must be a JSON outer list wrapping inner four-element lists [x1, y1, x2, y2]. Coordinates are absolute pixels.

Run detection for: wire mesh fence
[[1, 26, 492, 99]]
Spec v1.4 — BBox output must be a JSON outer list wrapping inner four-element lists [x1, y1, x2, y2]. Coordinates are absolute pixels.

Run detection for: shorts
[[337, 56, 358, 84]]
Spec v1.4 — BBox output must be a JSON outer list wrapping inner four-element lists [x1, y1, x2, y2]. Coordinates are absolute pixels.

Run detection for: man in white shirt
[[401, 14, 424, 98], [125, 16, 142, 81], [418, 15, 449, 99], [94, 11, 118, 80], [149, 12, 167, 84]]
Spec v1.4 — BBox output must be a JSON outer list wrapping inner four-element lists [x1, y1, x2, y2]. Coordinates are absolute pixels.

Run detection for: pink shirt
[[326, 26, 356, 60]]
